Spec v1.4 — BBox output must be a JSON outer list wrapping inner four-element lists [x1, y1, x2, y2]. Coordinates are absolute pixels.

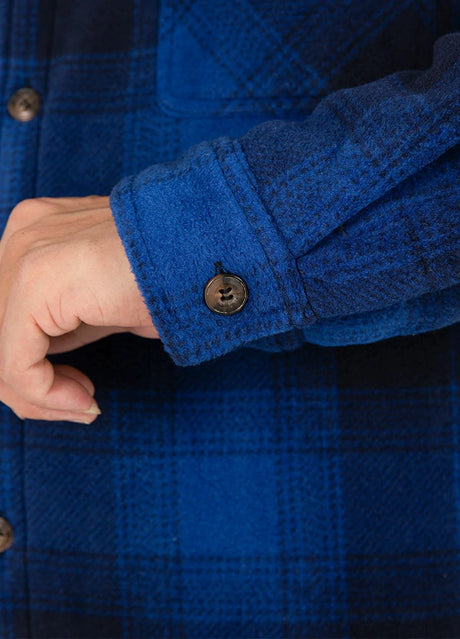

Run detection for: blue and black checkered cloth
[[0, 1, 459, 637]]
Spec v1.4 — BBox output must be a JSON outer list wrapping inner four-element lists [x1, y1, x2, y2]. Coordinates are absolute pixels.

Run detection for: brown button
[[8, 87, 41, 122], [204, 273, 248, 315], [0, 517, 14, 553]]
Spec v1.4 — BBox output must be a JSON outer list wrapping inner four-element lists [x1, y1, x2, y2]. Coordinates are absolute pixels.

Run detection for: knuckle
[[11, 197, 35, 215], [10, 197, 45, 221], [7, 200, 33, 233], [8, 197, 58, 233]]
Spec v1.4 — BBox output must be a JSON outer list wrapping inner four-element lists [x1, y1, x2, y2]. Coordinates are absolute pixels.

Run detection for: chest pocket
[[157, 0, 440, 118]]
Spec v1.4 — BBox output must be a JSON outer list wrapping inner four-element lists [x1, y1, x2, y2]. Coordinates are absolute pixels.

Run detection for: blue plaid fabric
[[0, 1, 459, 637]]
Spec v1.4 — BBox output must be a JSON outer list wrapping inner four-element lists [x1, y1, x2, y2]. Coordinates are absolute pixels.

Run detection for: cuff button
[[204, 273, 248, 315]]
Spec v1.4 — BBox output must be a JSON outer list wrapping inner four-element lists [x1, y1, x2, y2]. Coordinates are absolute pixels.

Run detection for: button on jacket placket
[[0, 517, 14, 553], [8, 88, 41, 122], [0, 3, 51, 637]]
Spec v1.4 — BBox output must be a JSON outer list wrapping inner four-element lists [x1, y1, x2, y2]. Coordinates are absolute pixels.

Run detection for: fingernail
[[82, 400, 101, 416], [73, 415, 97, 425]]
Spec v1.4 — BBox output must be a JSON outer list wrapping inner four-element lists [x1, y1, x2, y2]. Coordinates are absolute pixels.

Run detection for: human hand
[[0, 196, 159, 424]]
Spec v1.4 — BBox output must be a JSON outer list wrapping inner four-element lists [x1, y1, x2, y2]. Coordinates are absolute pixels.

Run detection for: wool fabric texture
[[0, 1, 459, 637]]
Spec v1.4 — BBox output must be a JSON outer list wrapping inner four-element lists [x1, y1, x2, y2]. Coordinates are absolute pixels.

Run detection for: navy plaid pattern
[[0, 1, 459, 637]]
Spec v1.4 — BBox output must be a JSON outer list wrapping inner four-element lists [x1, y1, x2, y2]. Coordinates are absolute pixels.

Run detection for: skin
[[0, 196, 159, 424]]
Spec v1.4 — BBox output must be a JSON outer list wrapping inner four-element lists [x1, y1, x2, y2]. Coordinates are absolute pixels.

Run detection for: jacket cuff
[[109, 138, 315, 366]]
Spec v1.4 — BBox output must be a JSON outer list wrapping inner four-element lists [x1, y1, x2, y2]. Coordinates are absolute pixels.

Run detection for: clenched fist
[[0, 196, 159, 424]]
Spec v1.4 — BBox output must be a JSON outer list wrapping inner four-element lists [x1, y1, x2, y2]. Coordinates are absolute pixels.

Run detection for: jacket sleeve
[[110, 33, 460, 366]]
